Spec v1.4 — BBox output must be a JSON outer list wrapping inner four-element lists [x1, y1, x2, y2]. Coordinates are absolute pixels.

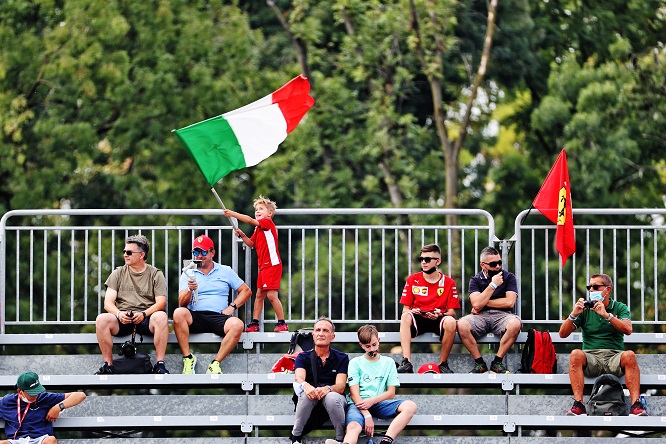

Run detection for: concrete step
[[3, 352, 665, 376]]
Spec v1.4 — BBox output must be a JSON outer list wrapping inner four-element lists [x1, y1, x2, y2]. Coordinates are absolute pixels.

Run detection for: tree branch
[[266, 0, 312, 86]]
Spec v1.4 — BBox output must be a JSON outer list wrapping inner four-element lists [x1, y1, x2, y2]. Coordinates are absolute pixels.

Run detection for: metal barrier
[[0, 208, 495, 333], [515, 208, 666, 326]]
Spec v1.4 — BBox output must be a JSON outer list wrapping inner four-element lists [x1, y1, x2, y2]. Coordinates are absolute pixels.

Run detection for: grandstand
[[1, 208, 665, 443]]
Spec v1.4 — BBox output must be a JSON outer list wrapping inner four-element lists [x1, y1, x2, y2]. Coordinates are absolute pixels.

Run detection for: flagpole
[[520, 204, 534, 226], [210, 187, 239, 230]]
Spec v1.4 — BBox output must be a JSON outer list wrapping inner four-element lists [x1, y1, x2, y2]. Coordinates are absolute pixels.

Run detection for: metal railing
[[0, 208, 495, 333], [515, 208, 666, 326]]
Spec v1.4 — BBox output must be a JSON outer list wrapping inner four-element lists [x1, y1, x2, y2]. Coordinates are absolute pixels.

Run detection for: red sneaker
[[629, 401, 648, 416], [274, 323, 289, 332], [566, 400, 587, 416], [245, 322, 260, 332]]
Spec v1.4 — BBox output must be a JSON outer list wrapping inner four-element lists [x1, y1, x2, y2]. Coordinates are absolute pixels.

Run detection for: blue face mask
[[589, 291, 604, 302]]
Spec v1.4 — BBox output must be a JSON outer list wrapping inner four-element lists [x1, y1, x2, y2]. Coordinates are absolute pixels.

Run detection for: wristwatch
[[229, 302, 237, 309], [59, 402, 65, 411]]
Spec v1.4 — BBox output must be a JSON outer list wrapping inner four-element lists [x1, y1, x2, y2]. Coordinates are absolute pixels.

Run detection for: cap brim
[[24, 384, 45, 395]]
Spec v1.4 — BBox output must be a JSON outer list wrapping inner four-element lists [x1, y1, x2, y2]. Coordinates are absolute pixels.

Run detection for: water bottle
[[639, 395, 648, 413], [366, 439, 376, 444]]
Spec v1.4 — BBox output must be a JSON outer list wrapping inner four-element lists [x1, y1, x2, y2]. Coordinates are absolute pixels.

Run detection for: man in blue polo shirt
[[457, 246, 522, 374], [291, 317, 349, 444], [173, 234, 252, 374], [1, 372, 86, 443]]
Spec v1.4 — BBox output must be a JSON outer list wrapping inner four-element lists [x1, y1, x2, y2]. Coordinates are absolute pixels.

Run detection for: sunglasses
[[123, 250, 142, 256], [586, 284, 607, 291], [192, 249, 212, 257], [417, 256, 439, 263], [482, 260, 502, 268]]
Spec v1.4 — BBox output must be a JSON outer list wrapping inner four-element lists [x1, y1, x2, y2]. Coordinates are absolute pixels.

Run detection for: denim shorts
[[345, 399, 404, 426]]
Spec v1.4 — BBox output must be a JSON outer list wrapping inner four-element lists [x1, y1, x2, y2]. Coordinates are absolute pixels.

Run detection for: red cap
[[192, 235, 214, 250], [417, 362, 441, 374]]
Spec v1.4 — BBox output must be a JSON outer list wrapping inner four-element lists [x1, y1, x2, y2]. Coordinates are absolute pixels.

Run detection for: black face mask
[[423, 266, 438, 275], [366, 350, 378, 358], [487, 268, 502, 278]]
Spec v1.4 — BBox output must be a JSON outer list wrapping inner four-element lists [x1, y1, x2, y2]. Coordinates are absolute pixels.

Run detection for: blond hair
[[254, 195, 277, 213]]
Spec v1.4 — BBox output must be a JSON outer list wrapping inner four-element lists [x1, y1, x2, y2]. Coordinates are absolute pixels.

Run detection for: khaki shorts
[[459, 309, 521, 338], [583, 349, 625, 377]]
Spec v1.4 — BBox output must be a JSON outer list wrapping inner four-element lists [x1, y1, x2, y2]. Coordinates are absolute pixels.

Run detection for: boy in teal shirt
[[343, 325, 417, 444]]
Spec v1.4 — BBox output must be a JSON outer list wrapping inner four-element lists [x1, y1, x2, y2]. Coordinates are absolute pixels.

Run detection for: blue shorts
[[346, 399, 404, 426]]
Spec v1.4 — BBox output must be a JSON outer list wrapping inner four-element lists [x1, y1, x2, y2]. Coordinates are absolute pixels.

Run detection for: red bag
[[520, 329, 557, 374], [272, 353, 299, 373]]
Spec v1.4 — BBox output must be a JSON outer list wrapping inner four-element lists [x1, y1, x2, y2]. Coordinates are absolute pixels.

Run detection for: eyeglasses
[[482, 260, 502, 268], [586, 284, 607, 291], [123, 250, 142, 256], [418, 256, 439, 263], [192, 249, 212, 257]]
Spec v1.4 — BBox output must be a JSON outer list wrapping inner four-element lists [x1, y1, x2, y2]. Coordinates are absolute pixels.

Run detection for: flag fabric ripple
[[532, 149, 576, 266], [174, 75, 315, 186]]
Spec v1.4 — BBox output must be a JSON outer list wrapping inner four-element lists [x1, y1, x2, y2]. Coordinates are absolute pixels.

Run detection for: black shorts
[[408, 312, 446, 340], [189, 310, 232, 337], [116, 316, 152, 337]]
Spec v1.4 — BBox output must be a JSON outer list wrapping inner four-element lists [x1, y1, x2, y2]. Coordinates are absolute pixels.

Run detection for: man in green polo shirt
[[559, 273, 647, 416]]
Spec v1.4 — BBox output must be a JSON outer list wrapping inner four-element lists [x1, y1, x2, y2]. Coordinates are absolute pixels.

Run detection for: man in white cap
[[0, 372, 86, 443], [173, 234, 252, 374]]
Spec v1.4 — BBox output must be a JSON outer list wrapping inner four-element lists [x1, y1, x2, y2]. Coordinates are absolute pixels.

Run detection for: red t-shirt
[[250, 218, 281, 269], [400, 271, 460, 313]]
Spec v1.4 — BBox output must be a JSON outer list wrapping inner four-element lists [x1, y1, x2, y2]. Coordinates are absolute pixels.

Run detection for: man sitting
[[559, 273, 647, 416]]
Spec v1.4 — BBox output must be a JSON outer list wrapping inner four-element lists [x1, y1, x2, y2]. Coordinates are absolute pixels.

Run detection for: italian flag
[[174, 75, 315, 186]]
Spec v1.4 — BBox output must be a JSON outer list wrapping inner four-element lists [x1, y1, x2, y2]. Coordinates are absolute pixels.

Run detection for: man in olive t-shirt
[[94, 235, 170, 375]]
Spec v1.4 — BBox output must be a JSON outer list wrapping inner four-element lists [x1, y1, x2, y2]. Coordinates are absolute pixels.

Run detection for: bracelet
[[568, 314, 578, 321], [116, 311, 121, 319], [142, 311, 147, 320], [607, 313, 614, 321], [489, 282, 498, 289], [363, 414, 371, 419], [326, 385, 333, 392]]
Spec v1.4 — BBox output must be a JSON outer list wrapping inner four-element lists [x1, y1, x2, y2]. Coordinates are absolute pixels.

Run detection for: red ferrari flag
[[532, 149, 576, 266]]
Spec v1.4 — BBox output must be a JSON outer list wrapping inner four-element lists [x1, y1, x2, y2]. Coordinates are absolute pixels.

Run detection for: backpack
[[520, 329, 557, 374], [288, 328, 315, 354], [588, 373, 628, 416]]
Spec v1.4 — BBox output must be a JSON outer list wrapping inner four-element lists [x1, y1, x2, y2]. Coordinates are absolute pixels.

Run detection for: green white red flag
[[173, 75, 315, 187], [532, 149, 576, 266]]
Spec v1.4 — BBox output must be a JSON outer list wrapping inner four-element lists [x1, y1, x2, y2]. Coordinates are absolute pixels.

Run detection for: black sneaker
[[469, 360, 488, 373], [490, 360, 510, 374], [95, 362, 114, 375], [438, 361, 454, 374], [396, 358, 414, 373], [153, 361, 170, 374]]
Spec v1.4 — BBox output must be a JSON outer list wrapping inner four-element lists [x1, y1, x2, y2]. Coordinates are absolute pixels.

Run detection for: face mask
[[19, 394, 31, 403], [487, 268, 502, 278], [422, 266, 437, 275], [366, 350, 378, 358], [589, 291, 604, 302]]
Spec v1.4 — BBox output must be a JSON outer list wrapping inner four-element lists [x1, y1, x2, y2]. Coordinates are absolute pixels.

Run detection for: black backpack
[[288, 328, 315, 354], [588, 373, 627, 416]]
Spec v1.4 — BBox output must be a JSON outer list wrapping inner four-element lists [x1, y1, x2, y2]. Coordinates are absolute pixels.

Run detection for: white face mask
[[19, 393, 31, 403]]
